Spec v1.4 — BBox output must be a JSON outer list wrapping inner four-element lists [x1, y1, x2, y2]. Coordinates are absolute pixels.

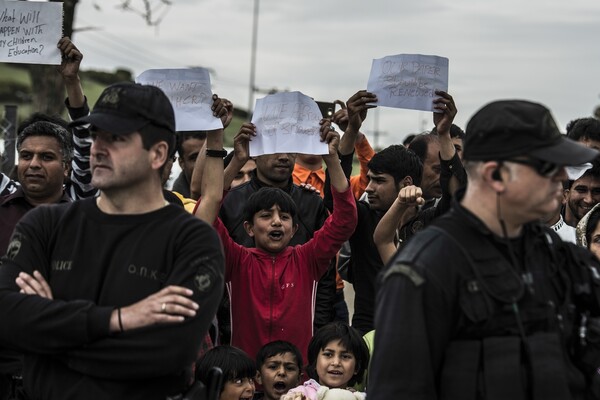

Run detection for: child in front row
[[195, 121, 358, 363], [280, 322, 369, 400], [254, 340, 303, 400], [196, 345, 256, 400]]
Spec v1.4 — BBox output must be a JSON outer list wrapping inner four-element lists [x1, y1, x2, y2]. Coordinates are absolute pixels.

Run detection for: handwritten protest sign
[[250, 91, 328, 157], [0, 0, 62, 64], [367, 54, 449, 112], [136, 68, 222, 131]]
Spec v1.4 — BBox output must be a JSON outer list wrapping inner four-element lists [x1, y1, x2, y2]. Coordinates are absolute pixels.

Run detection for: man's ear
[[563, 188, 570, 204], [150, 141, 169, 171], [484, 162, 505, 194], [243, 221, 255, 238], [401, 175, 414, 188], [62, 161, 71, 181]]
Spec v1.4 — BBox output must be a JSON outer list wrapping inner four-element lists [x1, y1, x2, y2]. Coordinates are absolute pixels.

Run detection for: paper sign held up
[[136, 68, 222, 132], [367, 54, 449, 112], [250, 91, 328, 157], [0, 0, 62, 65]]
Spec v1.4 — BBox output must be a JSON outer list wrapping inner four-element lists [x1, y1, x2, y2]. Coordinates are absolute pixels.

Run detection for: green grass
[[0, 62, 246, 145], [0, 64, 30, 86]]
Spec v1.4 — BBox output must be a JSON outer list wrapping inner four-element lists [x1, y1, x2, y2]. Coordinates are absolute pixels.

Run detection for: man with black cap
[[0, 82, 225, 399], [369, 100, 600, 399]]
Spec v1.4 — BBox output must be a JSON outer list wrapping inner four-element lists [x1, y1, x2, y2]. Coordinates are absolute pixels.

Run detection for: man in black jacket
[[370, 99, 600, 400], [0, 83, 224, 400]]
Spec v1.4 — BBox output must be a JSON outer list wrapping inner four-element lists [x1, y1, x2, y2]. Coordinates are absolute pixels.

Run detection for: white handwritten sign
[[250, 91, 328, 157], [367, 54, 449, 112], [0, 0, 62, 64], [136, 68, 222, 131]]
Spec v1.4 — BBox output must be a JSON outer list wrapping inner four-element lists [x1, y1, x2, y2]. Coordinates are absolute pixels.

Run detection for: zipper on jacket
[[269, 256, 275, 340]]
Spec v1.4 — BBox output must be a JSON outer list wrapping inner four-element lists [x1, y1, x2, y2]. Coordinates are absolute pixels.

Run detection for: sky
[[69, 0, 600, 148]]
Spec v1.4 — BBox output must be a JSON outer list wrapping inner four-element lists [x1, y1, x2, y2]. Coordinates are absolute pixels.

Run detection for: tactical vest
[[395, 213, 596, 400]]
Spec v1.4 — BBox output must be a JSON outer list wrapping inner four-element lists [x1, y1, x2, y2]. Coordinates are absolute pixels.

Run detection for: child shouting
[[195, 119, 357, 363]]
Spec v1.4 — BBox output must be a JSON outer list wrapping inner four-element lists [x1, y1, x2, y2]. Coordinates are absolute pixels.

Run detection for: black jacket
[[370, 200, 600, 400]]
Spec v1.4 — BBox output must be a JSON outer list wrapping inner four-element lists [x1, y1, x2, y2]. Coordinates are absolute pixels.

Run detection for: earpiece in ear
[[492, 169, 502, 182]]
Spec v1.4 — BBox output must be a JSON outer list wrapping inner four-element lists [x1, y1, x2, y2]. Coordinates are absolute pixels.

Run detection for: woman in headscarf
[[576, 203, 600, 260]]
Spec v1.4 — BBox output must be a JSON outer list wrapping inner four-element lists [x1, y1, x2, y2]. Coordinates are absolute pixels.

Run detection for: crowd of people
[[2, 37, 600, 400]]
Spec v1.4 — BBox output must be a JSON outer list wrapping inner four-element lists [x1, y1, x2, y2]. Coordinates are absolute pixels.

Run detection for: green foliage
[[79, 69, 133, 86], [0, 63, 248, 148]]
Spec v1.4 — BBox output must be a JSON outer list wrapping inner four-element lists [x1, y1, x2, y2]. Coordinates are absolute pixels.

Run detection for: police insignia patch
[[6, 233, 23, 260], [192, 257, 218, 296]]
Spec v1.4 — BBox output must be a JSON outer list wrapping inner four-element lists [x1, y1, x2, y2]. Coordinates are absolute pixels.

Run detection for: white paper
[[0, 0, 62, 65], [367, 54, 449, 112], [250, 91, 328, 157], [136, 68, 223, 131]]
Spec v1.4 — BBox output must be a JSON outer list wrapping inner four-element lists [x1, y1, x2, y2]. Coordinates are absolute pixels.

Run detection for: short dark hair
[[305, 321, 370, 387], [566, 118, 600, 142], [18, 112, 69, 134], [195, 345, 256, 393], [17, 121, 73, 164], [243, 187, 297, 225], [177, 131, 207, 155], [368, 144, 423, 187], [407, 133, 440, 164], [256, 340, 303, 370], [430, 124, 465, 140], [402, 134, 416, 146]]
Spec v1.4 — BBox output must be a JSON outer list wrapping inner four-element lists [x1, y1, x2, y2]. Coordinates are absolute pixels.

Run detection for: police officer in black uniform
[[369, 100, 600, 400]]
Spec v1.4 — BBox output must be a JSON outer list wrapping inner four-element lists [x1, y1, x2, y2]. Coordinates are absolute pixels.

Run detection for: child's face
[[315, 340, 357, 389], [244, 205, 297, 254], [221, 377, 255, 400], [256, 352, 301, 400]]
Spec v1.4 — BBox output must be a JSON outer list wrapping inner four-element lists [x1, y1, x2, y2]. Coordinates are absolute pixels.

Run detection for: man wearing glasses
[[369, 100, 600, 399]]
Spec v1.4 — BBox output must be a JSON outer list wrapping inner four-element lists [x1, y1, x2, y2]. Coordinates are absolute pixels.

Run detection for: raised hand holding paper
[[367, 54, 449, 112], [250, 91, 328, 157], [136, 68, 223, 131]]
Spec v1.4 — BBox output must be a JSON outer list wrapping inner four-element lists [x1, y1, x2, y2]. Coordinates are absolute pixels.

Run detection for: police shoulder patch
[[191, 256, 220, 297], [5, 232, 23, 260], [382, 263, 425, 287]]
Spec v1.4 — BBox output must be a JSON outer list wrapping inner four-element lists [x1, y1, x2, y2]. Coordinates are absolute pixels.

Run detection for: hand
[[319, 119, 340, 157], [119, 285, 199, 331], [398, 185, 425, 207], [298, 183, 321, 196], [432, 91, 457, 136], [233, 123, 256, 163], [331, 100, 348, 132], [346, 90, 377, 133], [212, 94, 234, 128], [57, 36, 83, 82], [16, 271, 53, 299]]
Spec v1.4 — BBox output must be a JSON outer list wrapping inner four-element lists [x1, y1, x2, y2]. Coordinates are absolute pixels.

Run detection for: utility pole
[[247, 0, 260, 120]]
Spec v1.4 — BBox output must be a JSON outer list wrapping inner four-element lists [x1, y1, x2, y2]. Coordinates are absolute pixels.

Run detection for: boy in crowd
[[254, 341, 303, 400], [194, 119, 357, 363]]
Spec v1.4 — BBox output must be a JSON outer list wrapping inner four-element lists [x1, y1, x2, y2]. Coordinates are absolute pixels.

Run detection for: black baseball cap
[[464, 100, 598, 165], [70, 82, 175, 138]]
